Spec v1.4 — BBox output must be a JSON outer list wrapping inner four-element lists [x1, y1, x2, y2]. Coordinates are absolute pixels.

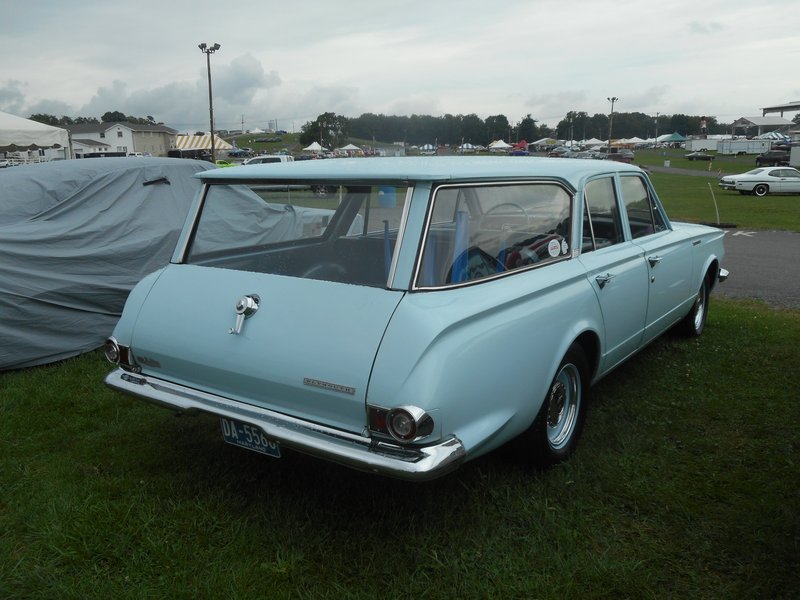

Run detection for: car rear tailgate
[[127, 264, 404, 434]]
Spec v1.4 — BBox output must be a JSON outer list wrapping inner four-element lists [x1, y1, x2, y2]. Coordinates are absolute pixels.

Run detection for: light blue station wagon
[[104, 156, 728, 480]]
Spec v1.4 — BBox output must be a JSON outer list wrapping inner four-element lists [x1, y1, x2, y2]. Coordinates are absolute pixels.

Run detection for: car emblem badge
[[228, 294, 260, 335]]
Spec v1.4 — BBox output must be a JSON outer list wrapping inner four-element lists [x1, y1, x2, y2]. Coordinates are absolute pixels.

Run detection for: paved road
[[645, 165, 799, 309], [713, 229, 800, 309]]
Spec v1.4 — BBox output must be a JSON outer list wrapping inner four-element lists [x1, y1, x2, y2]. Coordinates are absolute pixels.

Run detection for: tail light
[[103, 337, 141, 373], [368, 405, 434, 443]]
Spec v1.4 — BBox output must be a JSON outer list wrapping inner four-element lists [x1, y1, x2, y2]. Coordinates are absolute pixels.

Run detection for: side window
[[582, 177, 623, 252], [620, 176, 667, 239], [418, 183, 572, 287]]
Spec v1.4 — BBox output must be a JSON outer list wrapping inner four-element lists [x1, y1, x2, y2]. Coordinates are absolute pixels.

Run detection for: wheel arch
[[573, 329, 601, 382], [701, 257, 720, 294]]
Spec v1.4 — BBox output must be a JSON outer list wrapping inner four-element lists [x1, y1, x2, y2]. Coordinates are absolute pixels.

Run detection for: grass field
[[649, 171, 800, 231], [2, 164, 799, 598], [2, 300, 798, 599]]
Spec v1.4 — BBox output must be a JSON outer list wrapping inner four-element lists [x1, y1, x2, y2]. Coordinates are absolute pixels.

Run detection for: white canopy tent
[[173, 133, 232, 151], [0, 110, 70, 154], [303, 141, 328, 152], [488, 140, 512, 151]]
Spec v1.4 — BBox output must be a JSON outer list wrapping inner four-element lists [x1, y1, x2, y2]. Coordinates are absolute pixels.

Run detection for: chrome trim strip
[[386, 185, 414, 289], [105, 369, 465, 481]]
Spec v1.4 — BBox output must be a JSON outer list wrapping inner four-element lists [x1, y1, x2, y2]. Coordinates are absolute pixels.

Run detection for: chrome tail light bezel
[[368, 404, 435, 443], [103, 337, 141, 373]]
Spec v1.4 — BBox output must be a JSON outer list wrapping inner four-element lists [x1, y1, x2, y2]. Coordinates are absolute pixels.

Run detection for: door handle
[[648, 255, 663, 268], [595, 273, 616, 289]]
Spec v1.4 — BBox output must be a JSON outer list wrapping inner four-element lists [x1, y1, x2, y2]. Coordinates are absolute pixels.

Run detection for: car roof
[[197, 156, 643, 187]]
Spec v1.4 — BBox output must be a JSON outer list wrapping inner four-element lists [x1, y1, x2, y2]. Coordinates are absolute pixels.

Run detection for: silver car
[[719, 167, 800, 196]]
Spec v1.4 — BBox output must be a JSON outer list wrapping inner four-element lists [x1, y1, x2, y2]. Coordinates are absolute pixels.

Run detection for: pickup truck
[[755, 150, 790, 167]]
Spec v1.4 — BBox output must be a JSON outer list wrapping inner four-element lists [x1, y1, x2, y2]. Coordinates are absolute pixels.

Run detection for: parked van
[[242, 154, 295, 165]]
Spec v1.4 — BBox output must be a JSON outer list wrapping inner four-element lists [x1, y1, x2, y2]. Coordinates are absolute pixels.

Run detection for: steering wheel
[[479, 202, 531, 232]]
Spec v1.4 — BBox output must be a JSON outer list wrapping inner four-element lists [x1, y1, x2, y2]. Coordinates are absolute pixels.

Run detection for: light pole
[[198, 42, 221, 162], [607, 96, 618, 148]]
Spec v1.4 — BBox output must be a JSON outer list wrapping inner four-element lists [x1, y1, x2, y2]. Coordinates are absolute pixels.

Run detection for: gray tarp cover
[[0, 157, 215, 370]]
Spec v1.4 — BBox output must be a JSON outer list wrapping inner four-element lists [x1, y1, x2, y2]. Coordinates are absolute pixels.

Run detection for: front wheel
[[753, 184, 769, 197], [678, 278, 709, 337], [520, 345, 589, 467]]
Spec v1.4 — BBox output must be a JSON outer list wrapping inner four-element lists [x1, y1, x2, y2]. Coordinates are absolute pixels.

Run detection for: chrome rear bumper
[[105, 368, 465, 481]]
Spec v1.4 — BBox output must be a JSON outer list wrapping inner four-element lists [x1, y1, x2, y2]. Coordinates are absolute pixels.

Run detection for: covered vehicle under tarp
[[0, 157, 216, 370]]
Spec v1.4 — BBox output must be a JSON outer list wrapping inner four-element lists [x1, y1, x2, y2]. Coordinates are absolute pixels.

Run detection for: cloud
[[688, 20, 724, 34], [294, 84, 361, 119], [67, 55, 284, 130], [212, 54, 281, 104], [524, 91, 591, 120], [0, 80, 27, 114]]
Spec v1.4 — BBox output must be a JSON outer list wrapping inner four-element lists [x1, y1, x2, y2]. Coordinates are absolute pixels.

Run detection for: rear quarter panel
[[368, 259, 603, 458], [671, 221, 726, 289]]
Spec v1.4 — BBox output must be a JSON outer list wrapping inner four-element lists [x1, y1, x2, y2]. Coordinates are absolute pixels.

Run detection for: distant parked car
[[755, 150, 790, 167], [0, 157, 215, 370], [685, 152, 714, 161], [242, 154, 295, 165], [215, 160, 237, 168], [228, 149, 251, 159], [104, 157, 728, 481], [547, 146, 569, 157], [718, 167, 800, 196], [606, 149, 635, 163]]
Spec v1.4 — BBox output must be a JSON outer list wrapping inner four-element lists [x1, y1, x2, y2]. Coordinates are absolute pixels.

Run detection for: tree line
[[300, 111, 738, 148], [29, 112, 164, 127], [30, 108, 776, 148]]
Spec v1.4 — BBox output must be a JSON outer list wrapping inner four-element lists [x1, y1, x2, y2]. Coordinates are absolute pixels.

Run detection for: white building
[[67, 122, 177, 157]]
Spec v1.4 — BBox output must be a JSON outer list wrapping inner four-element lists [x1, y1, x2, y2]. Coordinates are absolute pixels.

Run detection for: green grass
[[650, 172, 800, 231], [2, 299, 799, 599], [634, 147, 758, 175], [2, 167, 798, 598]]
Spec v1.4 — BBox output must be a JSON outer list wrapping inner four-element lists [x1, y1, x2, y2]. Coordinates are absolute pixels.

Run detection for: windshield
[[185, 182, 408, 288]]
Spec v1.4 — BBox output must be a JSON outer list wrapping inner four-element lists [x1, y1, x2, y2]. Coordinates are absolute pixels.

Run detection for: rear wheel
[[753, 184, 769, 197], [679, 278, 709, 337], [520, 345, 589, 466]]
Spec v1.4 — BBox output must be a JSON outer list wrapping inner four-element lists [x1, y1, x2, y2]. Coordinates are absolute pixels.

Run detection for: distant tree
[[668, 114, 693, 136], [74, 116, 100, 124], [29, 113, 60, 126], [300, 112, 349, 148], [101, 111, 127, 123], [793, 114, 800, 126], [485, 114, 510, 142], [460, 113, 485, 144], [516, 114, 539, 142]]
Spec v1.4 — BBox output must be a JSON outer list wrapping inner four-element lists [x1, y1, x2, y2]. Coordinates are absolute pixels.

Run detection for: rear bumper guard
[[105, 368, 465, 481]]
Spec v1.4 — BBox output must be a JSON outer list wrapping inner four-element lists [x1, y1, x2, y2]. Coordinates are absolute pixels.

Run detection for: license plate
[[220, 418, 281, 458]]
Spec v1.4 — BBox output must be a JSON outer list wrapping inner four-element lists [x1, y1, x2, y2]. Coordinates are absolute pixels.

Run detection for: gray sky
[[2, 0, 798, 133]]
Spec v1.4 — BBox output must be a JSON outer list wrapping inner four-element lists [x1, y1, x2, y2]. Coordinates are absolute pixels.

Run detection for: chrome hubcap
[[693, 289, 705, 332], [546, 363, 581, 450]]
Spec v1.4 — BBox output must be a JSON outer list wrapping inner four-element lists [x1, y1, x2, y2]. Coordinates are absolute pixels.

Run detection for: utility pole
[[198, 42, 221, 161]]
